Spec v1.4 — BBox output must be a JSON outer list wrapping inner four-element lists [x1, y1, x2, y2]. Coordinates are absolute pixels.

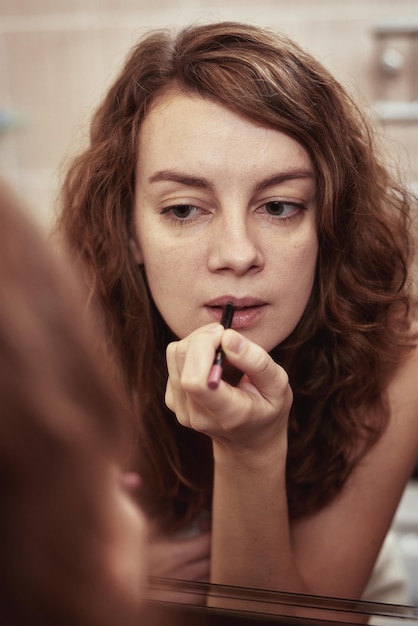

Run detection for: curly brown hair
[[56, 22, 417, 529], [0, 179, 142, 625]]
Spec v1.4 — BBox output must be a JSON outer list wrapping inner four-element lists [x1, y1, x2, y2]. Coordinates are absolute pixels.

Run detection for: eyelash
[[262, 200, 306, 222], [160, 204, 206, 226], [160, 201, 306, 225]]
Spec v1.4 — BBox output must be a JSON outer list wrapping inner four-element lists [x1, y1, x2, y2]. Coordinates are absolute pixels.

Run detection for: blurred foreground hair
[[0, 179, 140, 626]]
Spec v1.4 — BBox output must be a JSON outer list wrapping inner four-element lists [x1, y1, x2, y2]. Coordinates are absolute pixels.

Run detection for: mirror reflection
[[1, 2, 417, 620]]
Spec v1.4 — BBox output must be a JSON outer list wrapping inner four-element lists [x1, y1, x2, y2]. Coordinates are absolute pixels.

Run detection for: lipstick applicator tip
[[207, 302, 235, 389]]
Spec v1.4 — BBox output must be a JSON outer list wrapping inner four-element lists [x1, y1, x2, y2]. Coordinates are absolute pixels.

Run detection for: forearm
[[210, 438, 306, 594]]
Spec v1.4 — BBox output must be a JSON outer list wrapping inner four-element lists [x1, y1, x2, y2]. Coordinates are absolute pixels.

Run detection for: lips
[[205, 297, 267, 329], [206, 296, 267, 309]]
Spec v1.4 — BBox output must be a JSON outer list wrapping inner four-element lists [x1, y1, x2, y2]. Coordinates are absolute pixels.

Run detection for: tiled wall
[[1, 0, 418, 228]]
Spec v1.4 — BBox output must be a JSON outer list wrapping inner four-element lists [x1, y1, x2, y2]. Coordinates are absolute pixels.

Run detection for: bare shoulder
[[376, 325, 418, 485], [288, 324, 418, 597]]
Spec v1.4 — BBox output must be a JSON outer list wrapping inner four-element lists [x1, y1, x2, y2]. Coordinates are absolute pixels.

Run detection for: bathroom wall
[[1, 0, 418, 228]]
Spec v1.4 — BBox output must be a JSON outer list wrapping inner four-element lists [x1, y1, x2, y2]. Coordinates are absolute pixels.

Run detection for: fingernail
[[120, 472, 141, 491], [207, 323, 223, 333]]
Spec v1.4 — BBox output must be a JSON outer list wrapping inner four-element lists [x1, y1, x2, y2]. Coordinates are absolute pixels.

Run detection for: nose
[[208, 215, 263, 275]]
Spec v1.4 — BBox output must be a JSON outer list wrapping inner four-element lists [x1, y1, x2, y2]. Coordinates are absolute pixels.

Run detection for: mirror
[[1, 0, 417, 613]]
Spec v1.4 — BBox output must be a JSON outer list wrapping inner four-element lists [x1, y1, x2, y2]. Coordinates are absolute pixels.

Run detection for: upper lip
[[206, 296, 267, 309]]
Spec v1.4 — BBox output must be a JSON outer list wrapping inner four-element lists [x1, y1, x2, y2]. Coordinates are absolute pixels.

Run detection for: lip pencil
[[207, 302, 235, 389]]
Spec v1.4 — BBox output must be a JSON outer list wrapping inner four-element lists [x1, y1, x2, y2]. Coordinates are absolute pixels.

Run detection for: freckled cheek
[[298, 244, 318, 304], [140, 239, 195, 302], [281, 235, 318, 299], [262, 240, 317, 350], [296, 236, 318, 269]]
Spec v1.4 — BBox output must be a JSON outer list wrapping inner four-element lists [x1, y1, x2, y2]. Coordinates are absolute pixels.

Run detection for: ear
[[129, 237, 144, 265]]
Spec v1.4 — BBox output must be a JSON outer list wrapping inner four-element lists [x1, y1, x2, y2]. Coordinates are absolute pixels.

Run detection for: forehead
[[137, 88, 313, 178]]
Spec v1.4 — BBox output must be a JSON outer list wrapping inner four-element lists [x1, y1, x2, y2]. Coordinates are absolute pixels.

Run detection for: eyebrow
[[148, 168, 315, 192], [149, 170, 216, 192]]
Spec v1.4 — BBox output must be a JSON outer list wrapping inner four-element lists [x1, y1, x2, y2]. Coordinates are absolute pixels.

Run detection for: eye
[[160, 203, 210, 226], [264, 200, 303, 218], [165, 204, 197, 219], [161, 204, 205, 223]]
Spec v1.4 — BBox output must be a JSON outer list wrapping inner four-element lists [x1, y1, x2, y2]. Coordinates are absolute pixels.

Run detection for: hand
[[148, 528, 211, 582], [165, 324, 292, 454]]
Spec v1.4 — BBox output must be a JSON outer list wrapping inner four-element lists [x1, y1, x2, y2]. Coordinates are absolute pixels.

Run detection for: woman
[[0, 179, 148, 625], [56, 22, 418, 601]]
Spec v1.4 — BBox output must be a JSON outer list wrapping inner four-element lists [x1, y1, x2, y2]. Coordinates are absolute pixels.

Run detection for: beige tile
[[0, 0, 101, 17], [382, 123, 418, 182], [0, 0, 52, 16], [98, 0, 174, 9], [4, 28, 103, 167]]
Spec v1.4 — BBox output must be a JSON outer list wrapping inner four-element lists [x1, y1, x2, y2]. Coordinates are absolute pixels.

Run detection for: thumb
[[221, 329, 292, 407]]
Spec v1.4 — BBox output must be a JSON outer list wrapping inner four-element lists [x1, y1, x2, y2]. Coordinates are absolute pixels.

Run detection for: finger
[[175, 557, 210, 582], [221, 329, 292, 408], [150, 554, 210, 581], [165, 340, 184, 414], [179, 323, 223, 391], [149, 531, 211, 576], [165, 324, 223, 420]]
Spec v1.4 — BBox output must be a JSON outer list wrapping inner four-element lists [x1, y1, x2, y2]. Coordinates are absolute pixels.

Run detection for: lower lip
[[206, 305, 266, 329]]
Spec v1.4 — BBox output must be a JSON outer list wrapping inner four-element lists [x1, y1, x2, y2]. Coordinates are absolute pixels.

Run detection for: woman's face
[[131, 88, 318, 353]]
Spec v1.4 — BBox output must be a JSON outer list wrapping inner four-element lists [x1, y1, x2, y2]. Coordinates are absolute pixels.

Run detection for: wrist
[[212, 432, 288, 473]]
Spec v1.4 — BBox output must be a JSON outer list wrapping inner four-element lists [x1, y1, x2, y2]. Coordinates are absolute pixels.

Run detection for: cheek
[[296, 238, 318, 283], [142, 242, 190, 297], [276, 226, 318, 282], [288, 241, 318, 327], [290, 238, 318, 303], [139, 238, 198, 336], [276, 234, 318, 327]]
